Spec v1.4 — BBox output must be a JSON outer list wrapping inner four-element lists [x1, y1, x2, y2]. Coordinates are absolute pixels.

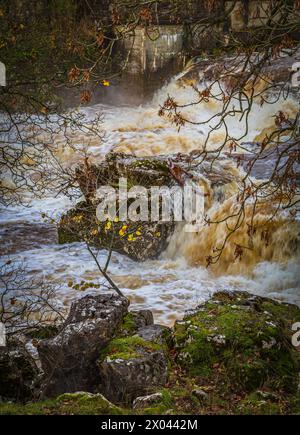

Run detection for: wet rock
[[0, 339, 39, 401], [58, 152, 234, 261], [97, 333, 169, 405], [58, 199, 173, 261], [59, 153, 176, 261], [75, 152, 173, 200], [37, 294, 129, 397], [178, 50, 300, 91], [133, 392, 163, 409], [0, 222, 57, 256], [228, 142, 300, 182], [174, 290, 300, 393]]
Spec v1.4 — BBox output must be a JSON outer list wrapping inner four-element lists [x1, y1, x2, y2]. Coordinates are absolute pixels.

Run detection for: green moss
[[290, 397, 300, 415], [118, 313, 139, 336], [236, 392, 284, 415], [0, 392, 125, 415], [141, 389, 174, 415], [261, 300, 300, 325], [101, 336, 162, 361], [174, 293, 300, 393]]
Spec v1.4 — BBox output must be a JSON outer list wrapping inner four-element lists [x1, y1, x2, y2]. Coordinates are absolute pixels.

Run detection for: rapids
[[1, 63, 299, 325]]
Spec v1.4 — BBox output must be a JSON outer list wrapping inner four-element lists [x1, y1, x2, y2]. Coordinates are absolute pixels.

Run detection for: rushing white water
[[1, 65, 299, 325]]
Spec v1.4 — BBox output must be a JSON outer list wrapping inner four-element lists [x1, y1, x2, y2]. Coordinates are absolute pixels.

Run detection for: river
[[1, 62, 299, 325]]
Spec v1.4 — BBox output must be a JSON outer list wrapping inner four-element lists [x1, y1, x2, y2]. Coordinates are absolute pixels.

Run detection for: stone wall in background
[[119, 25, 184, 75], [116, 0, 286, 77], [5, 1, 297, 105]]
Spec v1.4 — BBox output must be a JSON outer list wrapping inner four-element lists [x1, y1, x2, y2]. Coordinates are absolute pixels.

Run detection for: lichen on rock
[[97, 325, 171, 405], [173, 291, 300, 393]]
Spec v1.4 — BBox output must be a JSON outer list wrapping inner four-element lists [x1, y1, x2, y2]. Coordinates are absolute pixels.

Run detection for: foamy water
[[1, 65, 299, 325]]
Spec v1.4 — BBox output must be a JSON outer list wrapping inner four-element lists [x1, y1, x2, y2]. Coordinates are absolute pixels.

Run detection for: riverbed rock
[[97, 326, 170, 405], [58, 199, 173, 261], [0, 339, 39, 402], [37, 294, 129, 397], [178, 50, 300, 91], [58, 153, 178, 260], [58, 151, 235, 261], [129, 310, 154, 328], [173, 290, 300, 394]]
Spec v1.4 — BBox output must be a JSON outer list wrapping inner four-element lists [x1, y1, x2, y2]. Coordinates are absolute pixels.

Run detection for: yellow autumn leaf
[[119, 225, 128, 237], [72, 215, 83, 223], [105, 221, 112, 231], [127, 234, 136, 242]]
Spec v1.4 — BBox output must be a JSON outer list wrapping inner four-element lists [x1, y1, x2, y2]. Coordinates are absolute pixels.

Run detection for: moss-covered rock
[[98, 327, 170, 405], [100, 335, 162, 361], [0, 392, 124, 415], [58, 152, 233, 261], [173, 291, 300, 394], [135, 390, 174, 414], [58, 199, 173, 261], [116, 310, 154, 337], [2, 291, 299, 415], [75, 153, 172, 200]]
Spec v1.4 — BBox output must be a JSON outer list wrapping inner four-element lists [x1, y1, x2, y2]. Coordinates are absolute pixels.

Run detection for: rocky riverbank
[[1, 290, 300, 415]]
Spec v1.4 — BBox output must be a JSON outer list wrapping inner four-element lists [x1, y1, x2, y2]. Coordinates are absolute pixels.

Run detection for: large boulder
[[58, 200, 173, 261], [0, 339, 39, 402], [59, 153, 177, 261], [97, 324, 171, 405], [173, 291, 300, 393], [58, 152, 235, 261], [37, 294, 129, 397]]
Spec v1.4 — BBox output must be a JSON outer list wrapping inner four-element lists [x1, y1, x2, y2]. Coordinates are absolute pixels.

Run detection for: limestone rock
[[97, 332, 169, 405], [118, 310, 154, 336], [136, 324, 172, 345], [58, 152, 234, 261], [174, 290, 300, 393], [37, 294, 129, 397]]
